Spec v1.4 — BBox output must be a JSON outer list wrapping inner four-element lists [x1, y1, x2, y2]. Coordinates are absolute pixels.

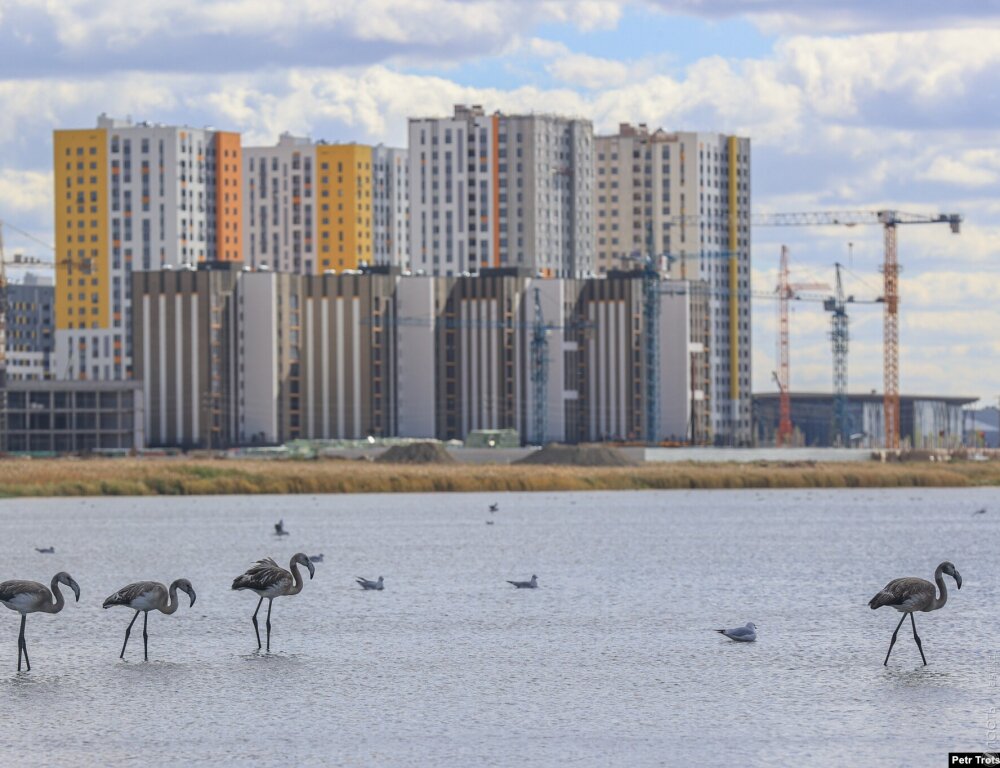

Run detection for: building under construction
[[753, 392, 976, 449]]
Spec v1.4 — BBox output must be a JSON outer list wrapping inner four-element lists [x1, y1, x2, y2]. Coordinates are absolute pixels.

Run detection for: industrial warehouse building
[[753, 392, 977, 449]]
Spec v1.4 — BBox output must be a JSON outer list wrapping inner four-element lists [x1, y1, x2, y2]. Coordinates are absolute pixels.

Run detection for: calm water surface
[[0, 488, 997, 767]]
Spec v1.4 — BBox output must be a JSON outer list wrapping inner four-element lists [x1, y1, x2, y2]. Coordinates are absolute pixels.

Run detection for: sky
[[0, 0, 998, 403]]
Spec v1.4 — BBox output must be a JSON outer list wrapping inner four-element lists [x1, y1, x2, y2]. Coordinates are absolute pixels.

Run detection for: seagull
[[308, 554, 324, 563], [507, 575, 538, 589], [489, 503, 499, 513], [715, 622, 757, 642], [34, 547, 55, 554], [356, 576, 384, 591], [973, 508, 987, 515], [274, 519, 289, 536]]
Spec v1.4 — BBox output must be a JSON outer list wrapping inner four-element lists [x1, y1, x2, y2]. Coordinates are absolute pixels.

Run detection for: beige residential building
[[595, 124, 751, 445]]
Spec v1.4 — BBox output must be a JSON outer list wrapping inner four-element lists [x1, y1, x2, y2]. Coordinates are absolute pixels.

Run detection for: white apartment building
[[372, 145, 409, 269], [409, 105, 595, 278]]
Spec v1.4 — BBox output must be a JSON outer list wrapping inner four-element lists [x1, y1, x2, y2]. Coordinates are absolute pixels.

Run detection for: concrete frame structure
[[5, 379, 143, 453]]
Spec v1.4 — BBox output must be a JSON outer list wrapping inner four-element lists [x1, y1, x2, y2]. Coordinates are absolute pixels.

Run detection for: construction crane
[[530, 287, 549, 446], [773, 245, 830, 446], [826, 262, 851, 446], [754, 210, 962, 450]]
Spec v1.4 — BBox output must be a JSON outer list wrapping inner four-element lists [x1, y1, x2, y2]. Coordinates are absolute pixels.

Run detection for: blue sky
[[0, 0, 998, 402]]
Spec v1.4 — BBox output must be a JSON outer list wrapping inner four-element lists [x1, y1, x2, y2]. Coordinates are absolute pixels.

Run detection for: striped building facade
[[133, 265, 694, 448]]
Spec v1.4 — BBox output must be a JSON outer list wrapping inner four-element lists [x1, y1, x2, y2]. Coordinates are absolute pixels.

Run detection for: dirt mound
[[514, 443, 638, 467], [375, 442, 456, 464]]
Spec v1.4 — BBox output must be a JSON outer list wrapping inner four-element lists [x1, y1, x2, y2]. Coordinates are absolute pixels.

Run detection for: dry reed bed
[[0, 458, 997, 498]]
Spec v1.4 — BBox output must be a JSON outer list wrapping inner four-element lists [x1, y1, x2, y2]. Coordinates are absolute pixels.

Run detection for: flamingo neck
[[287, 560, 305, 595], [46, 577, 66, 614], [933, 565, 949, 611], [161, 583, 181, 615]]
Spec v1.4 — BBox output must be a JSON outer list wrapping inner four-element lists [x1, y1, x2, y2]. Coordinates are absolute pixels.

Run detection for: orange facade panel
[[214, 131, 243, 262]]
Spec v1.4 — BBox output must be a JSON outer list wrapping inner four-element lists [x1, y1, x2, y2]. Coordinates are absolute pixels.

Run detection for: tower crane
[[754, 210, 962, 450], [773, 245, 830, 446]]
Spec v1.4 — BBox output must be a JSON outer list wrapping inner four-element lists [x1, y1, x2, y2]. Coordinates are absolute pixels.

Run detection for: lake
[[0, 488, 997, 766]]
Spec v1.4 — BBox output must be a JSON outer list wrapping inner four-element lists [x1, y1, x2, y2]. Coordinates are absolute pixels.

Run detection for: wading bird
[[715, 622, 757, 642], [0, 572, 80, 671], [869, 561, 962, 666], [102, 579, 197, 661], [274, 519, 289, 536], [507, 575, 538, 589], [232, 554, 314, 651], [489, 503, 499, 513], [356, 576, 383, 591]]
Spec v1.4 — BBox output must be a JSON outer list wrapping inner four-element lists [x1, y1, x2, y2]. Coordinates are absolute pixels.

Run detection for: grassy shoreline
[[0, 457, 998, 498]]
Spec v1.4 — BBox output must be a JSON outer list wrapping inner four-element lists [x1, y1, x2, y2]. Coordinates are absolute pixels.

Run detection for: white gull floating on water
[[715, 622, 757, 642]]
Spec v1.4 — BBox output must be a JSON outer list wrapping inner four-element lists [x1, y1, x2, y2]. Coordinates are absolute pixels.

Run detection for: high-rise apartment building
[[244, 136, 408, 273], [53, 114, 242, 381], [372, 145, 409, 269], [409, 105, 594, 278], [595, 124, 751, 445], [6, 272, 55, 381]]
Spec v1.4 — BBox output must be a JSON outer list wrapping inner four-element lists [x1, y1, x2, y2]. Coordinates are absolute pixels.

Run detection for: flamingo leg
[[121, 610, 140, 659], [251, 596, 263, 650], [265, 599, 273, 652], [883, 613, 907, 666], [142, 612, 149, 662], [910, 613, 927, 666], [18, 614, 29, 672]]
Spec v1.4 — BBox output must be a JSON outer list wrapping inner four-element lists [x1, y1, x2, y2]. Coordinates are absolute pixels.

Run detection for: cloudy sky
[[1, 0, 998, 402]]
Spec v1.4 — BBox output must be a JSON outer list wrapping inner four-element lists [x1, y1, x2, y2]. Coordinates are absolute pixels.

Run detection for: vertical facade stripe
[[728, 135, 739, 405]]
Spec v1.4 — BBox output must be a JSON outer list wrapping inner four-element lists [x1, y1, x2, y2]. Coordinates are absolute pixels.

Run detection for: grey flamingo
[[232, 554, 314, 651], [102, 579, 197, 661], [869, 561, 962, 666], [0, 572, 80, 671], [274, 519, 289, 536], [356, 576, 383, 590], [507, 575, 538, 589]]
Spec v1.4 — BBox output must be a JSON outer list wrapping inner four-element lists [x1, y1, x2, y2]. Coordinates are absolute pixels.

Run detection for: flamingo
[[274, 519, 289, 536], [869, 561, 962, 666], [0, 572, 80, 671], [232, 554, 314, 651], [507, 575, 538, 589], [102, 579, 197, 661]]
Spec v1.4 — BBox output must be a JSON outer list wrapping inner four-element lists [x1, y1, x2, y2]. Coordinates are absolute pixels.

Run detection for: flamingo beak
[[187, 587, 197, 607], [307, 561, 315, 580], [955, 572, 962, 589]]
